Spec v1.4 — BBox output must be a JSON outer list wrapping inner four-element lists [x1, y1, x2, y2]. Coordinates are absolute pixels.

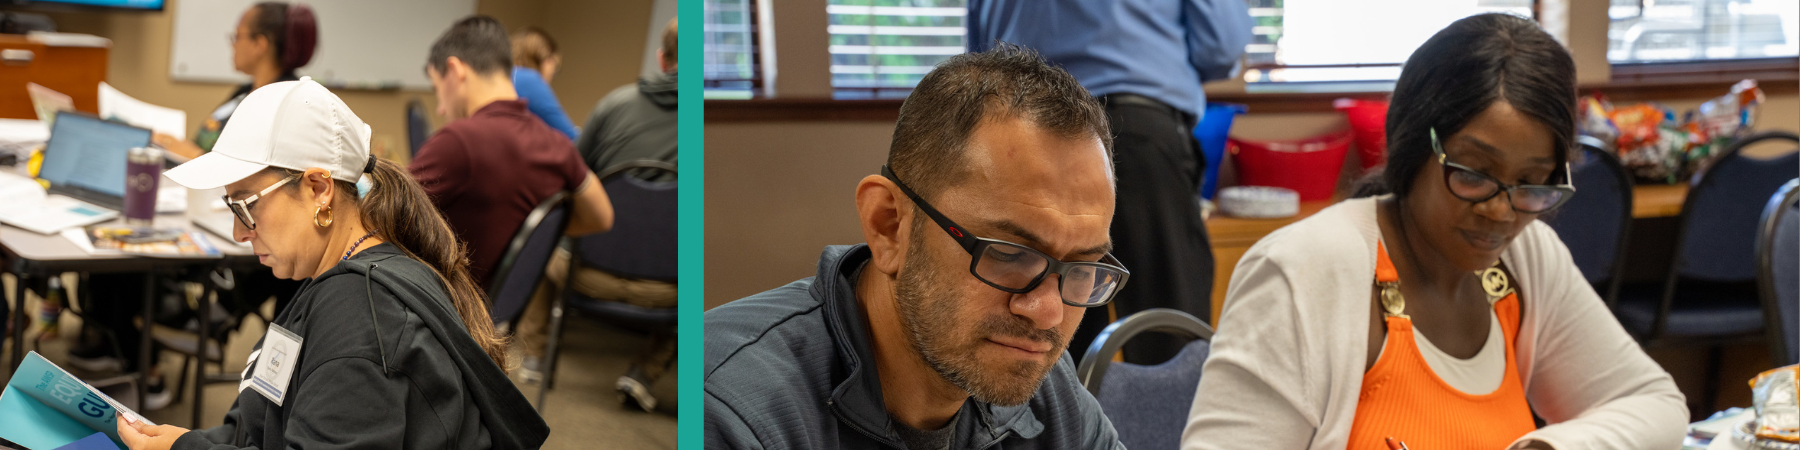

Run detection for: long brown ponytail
[[344, 158, 510, 369]]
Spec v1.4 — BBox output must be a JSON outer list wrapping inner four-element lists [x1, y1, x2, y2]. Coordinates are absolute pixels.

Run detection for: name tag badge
[[249, 324, 303, 406]]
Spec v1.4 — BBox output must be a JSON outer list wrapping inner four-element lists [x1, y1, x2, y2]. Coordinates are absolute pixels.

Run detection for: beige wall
[[539, 0, 657, 122], [43, 0, 655, 162], [704, 122, 894, 306]]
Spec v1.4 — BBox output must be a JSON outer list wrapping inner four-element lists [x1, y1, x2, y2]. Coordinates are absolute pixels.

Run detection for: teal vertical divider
[[677, 0, 703, 447]]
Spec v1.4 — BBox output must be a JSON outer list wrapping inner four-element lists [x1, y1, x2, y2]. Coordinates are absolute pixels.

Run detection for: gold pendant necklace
[[1379, 281, 1407, 319], [1478, 261, 1513, 304]]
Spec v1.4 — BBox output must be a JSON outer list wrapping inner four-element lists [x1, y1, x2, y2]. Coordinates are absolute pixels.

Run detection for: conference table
[[1, 209, 256, 417], [1204, 184, 1690, 323]]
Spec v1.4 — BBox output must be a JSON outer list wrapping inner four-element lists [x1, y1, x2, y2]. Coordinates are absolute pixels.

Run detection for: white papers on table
[[1687, 408, 1755, 450], [0, 119, 48, 142], [156, 174, 187, 213], [26, 31, 112, 48], [1704, 431, 1749, 450], [0, 170, 47, 204], [61, 228, 103, 254], [99, 82, 186, 140], [0, 119, 49, 160]]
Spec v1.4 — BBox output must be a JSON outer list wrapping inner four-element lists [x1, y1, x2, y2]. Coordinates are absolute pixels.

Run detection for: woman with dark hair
[[112, 78, 548, 450], [155, 1, 317, 159], [1181, 14, 1685, 450]]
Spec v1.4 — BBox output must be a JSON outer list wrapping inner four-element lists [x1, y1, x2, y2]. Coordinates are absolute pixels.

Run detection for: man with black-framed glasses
[[705, 43, 1126, 449]]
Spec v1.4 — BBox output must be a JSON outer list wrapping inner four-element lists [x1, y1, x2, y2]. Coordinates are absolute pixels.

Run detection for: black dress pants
[[1069, 94, 1215, 365]]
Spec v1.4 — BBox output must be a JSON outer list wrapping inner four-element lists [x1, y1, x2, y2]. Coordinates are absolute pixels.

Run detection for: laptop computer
[[0, 111, 151, 234]]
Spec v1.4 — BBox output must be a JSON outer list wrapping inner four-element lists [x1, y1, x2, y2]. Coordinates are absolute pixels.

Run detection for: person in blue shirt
[[968, 0, 1251, 365], [510, 27, 579, 140]]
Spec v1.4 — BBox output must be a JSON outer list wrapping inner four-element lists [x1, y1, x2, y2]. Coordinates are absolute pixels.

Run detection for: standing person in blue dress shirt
[[968, 0, 1251, 364], [511, 27, 580, 140]]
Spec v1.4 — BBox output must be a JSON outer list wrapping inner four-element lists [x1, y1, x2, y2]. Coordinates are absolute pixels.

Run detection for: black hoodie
[[575, 71, 677, 180], [172, 243, 549, 450]]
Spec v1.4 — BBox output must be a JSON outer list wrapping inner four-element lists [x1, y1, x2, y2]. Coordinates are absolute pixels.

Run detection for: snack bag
[[1695, 79, 1765, 140], [1613, 104, 1682, 183], [1612, 103, 1664, 151], [1672, 80, 1767, 181], [1577, 95, 1618, 146], [1750, 365, 1798, 443]]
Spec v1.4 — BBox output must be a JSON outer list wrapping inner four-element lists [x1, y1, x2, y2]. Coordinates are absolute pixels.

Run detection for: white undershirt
[[1373, 310, 1506, 395], [1408, 310, 1506, 395]]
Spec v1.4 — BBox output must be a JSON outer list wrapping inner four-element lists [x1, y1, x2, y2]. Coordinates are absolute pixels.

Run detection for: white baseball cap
[[165, 76, 373, 190]]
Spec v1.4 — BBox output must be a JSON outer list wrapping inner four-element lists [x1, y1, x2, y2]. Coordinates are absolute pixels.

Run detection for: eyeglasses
[[1430, 128, 1576, 214], [881, 165, 1129, 307], [224, 174, 298, 231]]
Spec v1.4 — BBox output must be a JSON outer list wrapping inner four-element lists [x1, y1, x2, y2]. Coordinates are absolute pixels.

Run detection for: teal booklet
[[0, 352, 152, 450]]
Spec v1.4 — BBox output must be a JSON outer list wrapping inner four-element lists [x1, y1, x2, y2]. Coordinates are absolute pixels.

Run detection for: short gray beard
[[893, 233, 1064, 406]]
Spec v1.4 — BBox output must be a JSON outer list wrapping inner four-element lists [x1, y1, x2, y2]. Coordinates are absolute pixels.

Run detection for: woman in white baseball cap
[[115, 78, 549, 449]]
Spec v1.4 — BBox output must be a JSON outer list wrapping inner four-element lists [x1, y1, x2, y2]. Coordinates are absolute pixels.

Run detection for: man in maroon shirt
[[410, 15, 614, 289]]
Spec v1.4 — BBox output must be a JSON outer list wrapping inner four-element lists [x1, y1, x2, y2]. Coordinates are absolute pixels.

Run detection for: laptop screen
[[37, 112, 153, 204]]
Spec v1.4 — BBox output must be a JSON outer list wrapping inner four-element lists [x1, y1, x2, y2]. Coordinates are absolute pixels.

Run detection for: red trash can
[[1334, 98, 1390, 172], [1228, 129, 1354, 201]]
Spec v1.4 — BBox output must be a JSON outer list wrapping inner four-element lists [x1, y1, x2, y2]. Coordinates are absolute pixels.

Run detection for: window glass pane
[[1248, 0, 1533, 86], [1608, 0, 1799, 63], [706, 0, 759, 99], [828, 0, 968, 99]]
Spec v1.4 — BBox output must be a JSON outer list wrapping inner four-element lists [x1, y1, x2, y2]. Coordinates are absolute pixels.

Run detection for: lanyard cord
[[349, 231, 389, 373], [366, 263, 390, 375]]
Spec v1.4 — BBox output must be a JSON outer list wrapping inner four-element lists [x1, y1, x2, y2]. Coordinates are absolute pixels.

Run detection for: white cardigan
[[1181, 197, 1687, 450]]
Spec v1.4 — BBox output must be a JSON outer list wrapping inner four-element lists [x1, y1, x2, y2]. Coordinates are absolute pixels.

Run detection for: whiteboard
[[169, 0, 477, 90]]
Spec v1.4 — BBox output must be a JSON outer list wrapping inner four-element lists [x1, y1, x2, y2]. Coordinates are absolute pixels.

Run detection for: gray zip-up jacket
[[576, 71, 676, 180], [704, 244, 1125, 449]]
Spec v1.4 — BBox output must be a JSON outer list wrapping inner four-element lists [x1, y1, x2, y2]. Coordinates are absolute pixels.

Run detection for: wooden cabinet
[[0, 35, 108, 120]]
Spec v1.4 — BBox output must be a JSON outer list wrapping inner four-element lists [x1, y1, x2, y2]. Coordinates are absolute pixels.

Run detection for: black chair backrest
[[1542, 137, 1633, 304], [406, 99, 430, 157], [1077, 309, 1214, 450], [487, 192, 571, 325], [1758, 179, 1799, 367], [1674, 131, 1799, 282], [575, 160, 678, 282]]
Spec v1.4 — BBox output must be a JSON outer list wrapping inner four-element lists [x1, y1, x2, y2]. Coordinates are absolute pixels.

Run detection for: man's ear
[[856, 175, 911, 276], [445, 56, 468, 83]]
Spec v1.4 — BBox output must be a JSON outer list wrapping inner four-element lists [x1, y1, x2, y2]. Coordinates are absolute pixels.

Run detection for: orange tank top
[[1345, 243, 1536, 450]]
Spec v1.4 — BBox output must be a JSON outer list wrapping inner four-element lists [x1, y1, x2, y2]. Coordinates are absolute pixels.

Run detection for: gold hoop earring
[[314, 205, 333, 228]]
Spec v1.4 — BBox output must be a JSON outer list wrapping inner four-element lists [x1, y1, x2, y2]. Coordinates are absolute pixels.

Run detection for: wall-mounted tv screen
[[10, 0, 164, 11]]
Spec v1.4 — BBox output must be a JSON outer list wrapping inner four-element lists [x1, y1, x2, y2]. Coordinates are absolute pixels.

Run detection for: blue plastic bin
[[1194, 102, 1246, 200]]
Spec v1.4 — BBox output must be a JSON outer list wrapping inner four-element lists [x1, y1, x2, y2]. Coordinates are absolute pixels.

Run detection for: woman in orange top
[[1182, 14, 1687, 450]]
